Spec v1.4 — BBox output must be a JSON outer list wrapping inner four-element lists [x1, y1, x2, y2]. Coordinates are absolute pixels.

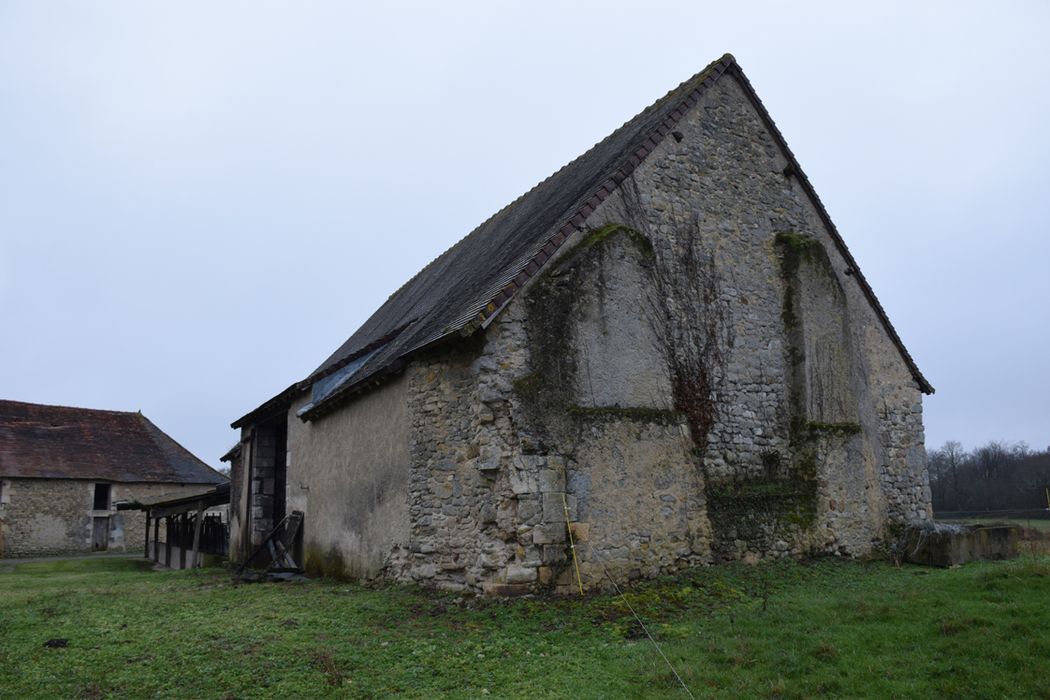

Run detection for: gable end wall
[[381, 70, 930, 592], [584, 71, 931, 551], [274, 69, 931, 592]]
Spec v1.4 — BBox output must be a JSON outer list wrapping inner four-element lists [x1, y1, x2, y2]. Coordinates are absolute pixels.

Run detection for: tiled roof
[[0, 399, 227, 484], [235, 53, 930, 426]]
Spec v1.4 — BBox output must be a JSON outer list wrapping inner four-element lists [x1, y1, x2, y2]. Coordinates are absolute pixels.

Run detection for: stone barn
[[0, 400, 226, 558], [229, 54, 933, 594]]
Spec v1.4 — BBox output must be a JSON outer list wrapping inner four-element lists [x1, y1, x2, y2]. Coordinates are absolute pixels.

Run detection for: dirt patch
[[311, 648, 346, 687]]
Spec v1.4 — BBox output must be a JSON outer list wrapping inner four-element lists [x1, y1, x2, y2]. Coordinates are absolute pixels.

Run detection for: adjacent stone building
[[0, 400, 226, 558], [229, 54, 933, 593]]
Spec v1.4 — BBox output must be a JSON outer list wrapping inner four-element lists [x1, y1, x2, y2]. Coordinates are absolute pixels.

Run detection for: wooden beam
[[190, 502, 205, 568], [144, 510, 151, 559], [165, 516, 172, 567], [153, 516, 160, 562], [149, 492, 227, 519]]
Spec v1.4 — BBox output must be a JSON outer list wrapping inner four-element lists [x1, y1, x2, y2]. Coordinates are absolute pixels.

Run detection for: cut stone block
[[902, 522, 1019, 567]]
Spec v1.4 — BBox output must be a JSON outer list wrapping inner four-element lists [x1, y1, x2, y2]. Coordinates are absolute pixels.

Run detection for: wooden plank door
[[92, 517, 109, 551]]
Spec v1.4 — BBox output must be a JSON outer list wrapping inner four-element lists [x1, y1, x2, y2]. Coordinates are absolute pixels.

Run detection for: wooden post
[[153, 516, 160, 562], [144, 510, 151, 559], [190, 502, 205, 568], [165, 516, 172, 567], [179, 513, 187, 569]]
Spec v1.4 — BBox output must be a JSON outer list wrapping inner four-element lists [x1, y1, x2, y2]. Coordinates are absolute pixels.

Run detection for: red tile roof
[[0, 400, 227, 484]]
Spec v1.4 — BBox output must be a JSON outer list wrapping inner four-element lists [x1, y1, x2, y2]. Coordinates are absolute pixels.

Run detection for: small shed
[[118, 483, 230, 569]]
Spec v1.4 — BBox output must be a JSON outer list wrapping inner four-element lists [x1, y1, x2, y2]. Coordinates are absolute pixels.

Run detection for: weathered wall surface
[[584, 70, 930, 560], [287, 372, 411, 579], [382, 233, 712, 593], [384, 336, 512, 592], [268, 68, 930, 592], [390, 69, 930, 590], [227, 443, 252, 562], [0, 479, 213, 558]]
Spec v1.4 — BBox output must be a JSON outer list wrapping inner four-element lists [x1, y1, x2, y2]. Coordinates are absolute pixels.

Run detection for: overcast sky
[[2, 2, 1047, 465]]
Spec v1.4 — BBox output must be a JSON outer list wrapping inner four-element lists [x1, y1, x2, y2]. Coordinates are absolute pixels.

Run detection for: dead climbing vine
[[617, 180, 734, 464], [645, 217, 734, 464]]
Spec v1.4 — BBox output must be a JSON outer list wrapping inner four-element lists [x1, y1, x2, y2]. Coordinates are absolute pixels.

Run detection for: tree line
[[928, 441, 1050, 515]]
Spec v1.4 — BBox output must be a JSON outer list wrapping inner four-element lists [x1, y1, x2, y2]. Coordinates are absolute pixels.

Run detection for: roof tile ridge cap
[[727, 62, 932, 394], [137, 412, 225, 478], [130, 412, 176, 477], [369, 55, 737, 313], [0, 398, 137, 416], [458, 55, 736, 332]]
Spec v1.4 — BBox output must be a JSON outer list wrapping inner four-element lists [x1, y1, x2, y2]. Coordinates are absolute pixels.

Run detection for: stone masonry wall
[[381, 69, 930, 592], [385, 332, 525, 593], [290, 68, 930, 592], [0, 478, 214, 558], [584, 70, 931, 558], [385, 233, 713, 594], [249, 428, 278, 548]]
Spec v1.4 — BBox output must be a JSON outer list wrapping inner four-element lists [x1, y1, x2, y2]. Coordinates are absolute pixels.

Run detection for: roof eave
[[230, 383, 300, 429]]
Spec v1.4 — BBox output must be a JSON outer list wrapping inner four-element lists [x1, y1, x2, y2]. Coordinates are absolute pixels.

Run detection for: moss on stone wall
[[775, 231, 817, 332], [707, 476, 818, 535], [518, 269, 577, 429], [566, 406, 680, 424], [510, 371, 542, 398], [516, 223, 673, 440], [303, 544, 353, 582], [775, 231, 822, 256], [571, 223, 655, 259], [702, 231, 854, 559], [807, 421, 862, 438]]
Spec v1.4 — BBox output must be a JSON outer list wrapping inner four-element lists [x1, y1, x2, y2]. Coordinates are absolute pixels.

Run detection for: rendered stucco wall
[[287, 373, 411, 579]]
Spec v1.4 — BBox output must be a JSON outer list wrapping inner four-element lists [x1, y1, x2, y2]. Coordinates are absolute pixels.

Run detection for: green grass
[[1, 556, 1049, 699]]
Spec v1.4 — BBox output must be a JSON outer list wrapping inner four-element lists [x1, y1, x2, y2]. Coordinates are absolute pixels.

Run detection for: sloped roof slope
[[237, 53, 930, 426], [0, 399, 227, 484]]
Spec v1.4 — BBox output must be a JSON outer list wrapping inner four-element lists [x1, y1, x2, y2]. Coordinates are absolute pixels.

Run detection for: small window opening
[[93, 483, 111, 510]]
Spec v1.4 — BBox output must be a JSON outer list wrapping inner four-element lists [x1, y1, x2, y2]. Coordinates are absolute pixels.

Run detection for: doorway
[[92, 517, 109, 551]]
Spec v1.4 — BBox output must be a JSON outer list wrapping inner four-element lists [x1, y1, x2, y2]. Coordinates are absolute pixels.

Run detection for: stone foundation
[[902, 522, 1019, 567]]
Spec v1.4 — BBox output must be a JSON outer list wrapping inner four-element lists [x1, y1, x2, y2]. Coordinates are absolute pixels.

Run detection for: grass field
[[1, 556, 1049, 699]]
